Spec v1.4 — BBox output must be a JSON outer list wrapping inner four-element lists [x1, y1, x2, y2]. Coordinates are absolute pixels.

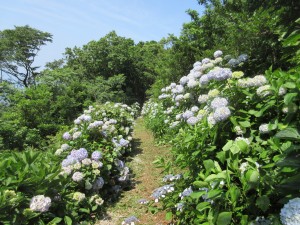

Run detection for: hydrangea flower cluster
[[280, 198, 300, 225], [151, 184, 175, 202], [122, 216, 139, 225], [29, 195, 51, 212]]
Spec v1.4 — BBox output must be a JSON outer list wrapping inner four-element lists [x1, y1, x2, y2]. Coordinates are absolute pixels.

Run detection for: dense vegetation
[[0, 0, 299, 224]]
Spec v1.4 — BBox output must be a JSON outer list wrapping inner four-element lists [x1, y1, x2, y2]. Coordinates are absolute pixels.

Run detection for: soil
[[95, 117, 171, 225]]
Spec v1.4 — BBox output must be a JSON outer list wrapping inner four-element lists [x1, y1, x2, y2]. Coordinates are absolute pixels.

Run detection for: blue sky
[[1, 0, 203, 69]]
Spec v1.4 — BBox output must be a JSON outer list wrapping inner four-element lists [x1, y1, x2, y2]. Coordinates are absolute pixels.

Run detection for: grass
[[95, 117, 172, 225]]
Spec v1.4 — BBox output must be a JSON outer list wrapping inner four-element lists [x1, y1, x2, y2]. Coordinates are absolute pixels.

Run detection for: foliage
[[0, 25, 52, 87], [142, 50, 300, 224], [0, 102, 140, 224]]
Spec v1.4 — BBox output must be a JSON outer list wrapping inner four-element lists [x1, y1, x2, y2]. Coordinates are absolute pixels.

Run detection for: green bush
[[142, 51, 300, 224]]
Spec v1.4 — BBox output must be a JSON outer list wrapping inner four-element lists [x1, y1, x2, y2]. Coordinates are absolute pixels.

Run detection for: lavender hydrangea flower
[[70, 148, 88, 161], [62, 132, 72, 140], [179, 186, 193, 199], [62, 156, 77, 167], [91, 151, 102, 160], [187, 117, 199, 125], [122, 216, 139, 225], [182, 110, 194, 120], [214, 50, 223, 58], [119, 138, 129, 147], [210, 97, 228, 110], [152, 184, 175, 202]]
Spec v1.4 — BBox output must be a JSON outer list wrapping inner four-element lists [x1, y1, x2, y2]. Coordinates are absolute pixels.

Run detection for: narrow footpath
[[96, 117, 171, 225]]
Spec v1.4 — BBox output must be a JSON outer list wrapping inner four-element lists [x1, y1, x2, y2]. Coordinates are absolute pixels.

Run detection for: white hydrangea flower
[[279, 86, 287, 96], [187, 116, 199, 125], [72, 131, 82, 140], [239, 162, 248, 174], [214, 50, 223, 58], [198, 94, 209, 104], [234, 126, 244, 135], [30, 195, 51, 212], [256, 85, 271, 97], [213, 107, 231, 122], [235, 137, 250, 145], [73, 192, 85, 202], [259, 124, 269, 134], [72, 172, 84, 182], [280, 198, 300, 225]]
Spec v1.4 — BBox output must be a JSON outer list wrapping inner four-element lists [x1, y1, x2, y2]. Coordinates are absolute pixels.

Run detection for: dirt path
[[96, 117, 171, 225]]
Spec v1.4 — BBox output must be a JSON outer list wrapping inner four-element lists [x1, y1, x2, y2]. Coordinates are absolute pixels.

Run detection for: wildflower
[[137, 198, 149, 204], [179, 186, 193, 199], [259, 124, 269, 134], [73, 192, 85, 202], [122, 216, 139, 225], [213, 107, 231, 122], [72, 172, 84, 182], [176, 202, 185, 212], [280, 198, 300, 225], [30, 195, 51, 212]]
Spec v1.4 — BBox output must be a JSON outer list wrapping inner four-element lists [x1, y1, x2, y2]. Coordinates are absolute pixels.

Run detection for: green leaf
[[284, 93, 298, 105], [230, 144, 240, 154], [239, 121, 251, 128], [246, 170, 260, 184], [283, 82, 296, 89], [207, 189, 222, 199], [190, 191, 207, 199], [222, 141, 233, 151], [256, 196, 270, 212], [196, 202, 211, 212], [64, 216, 72, 225], [203, 160, 215, 172], [165, 211, 172, 221], [48, 217, 62, 224], [217, 212, 232, 225], [193, 181, 209, 188], [275, 128, 300, 141]]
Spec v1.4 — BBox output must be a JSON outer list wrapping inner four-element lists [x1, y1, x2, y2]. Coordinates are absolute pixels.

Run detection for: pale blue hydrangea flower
[[187, 116, 199, 125], [70, 148, 88, 161], [119, 138, 129, 147], [91, 151, 102, 160], [93, 177, 104, 190], [214, 50, 223, 58], [213, 107, 231, 122], [182, 110, 194, 120], [210, 97, 228, 110], [280, 197, 300, 225], [176, 202, 185, 212], [179, 186, 193, 199], [238, 54, 248, 62], [228, 59, 239, 67], [122, 216, 139, 225], [193, 61, 202, 67], [200, 74, 210, 85], [180, 76, 189, 85], [62, 132, 72, 140], [202, 58, 211, 64], [152, 184, 175, 202]]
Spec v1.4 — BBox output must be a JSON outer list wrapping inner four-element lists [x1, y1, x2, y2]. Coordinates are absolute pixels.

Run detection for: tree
[[0, 25, 52, 87]]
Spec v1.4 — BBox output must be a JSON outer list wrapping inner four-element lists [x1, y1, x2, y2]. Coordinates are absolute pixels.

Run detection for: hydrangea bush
[[142, 51, 300, 224], [0, 102, 140, 224]]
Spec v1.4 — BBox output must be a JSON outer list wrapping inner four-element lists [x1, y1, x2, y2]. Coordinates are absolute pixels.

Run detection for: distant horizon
[[1, 0, 204, 71]]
